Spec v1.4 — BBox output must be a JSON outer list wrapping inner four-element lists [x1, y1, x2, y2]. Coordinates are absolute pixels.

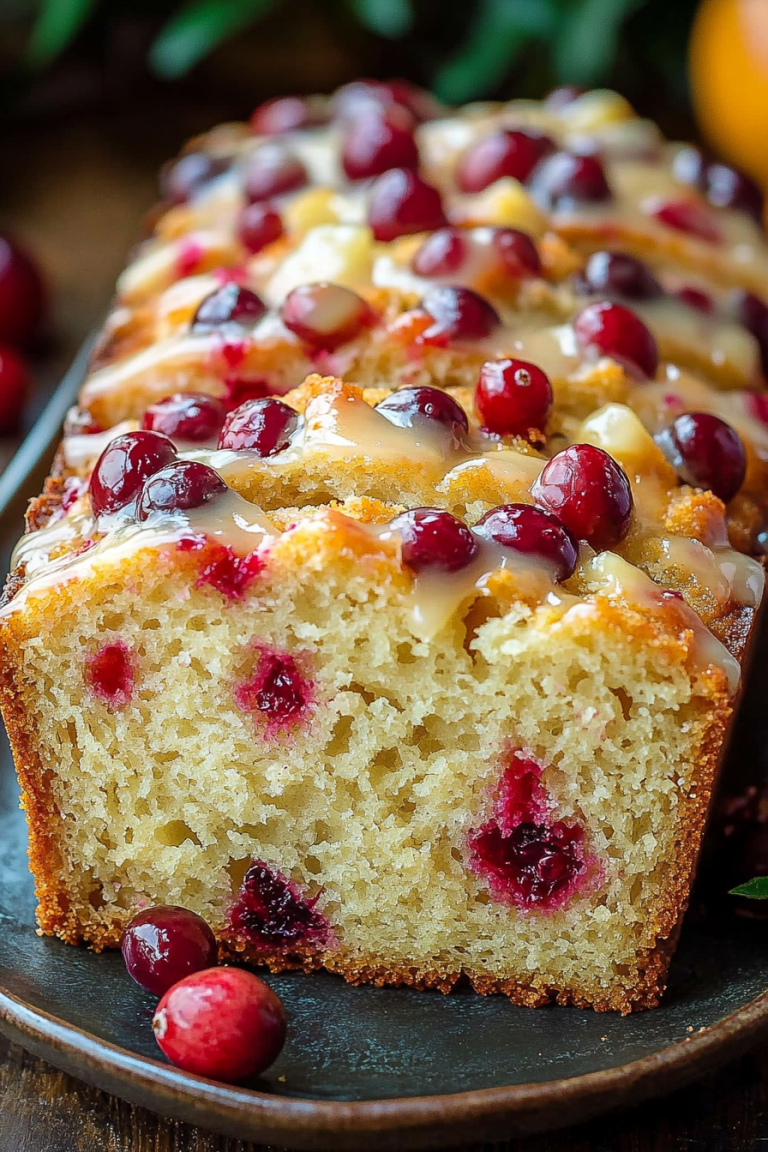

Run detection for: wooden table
[[1, 97, 767, 1152]]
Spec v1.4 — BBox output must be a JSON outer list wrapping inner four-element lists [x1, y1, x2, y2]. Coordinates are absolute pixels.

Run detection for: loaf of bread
[[1, 81, 766, 1013]]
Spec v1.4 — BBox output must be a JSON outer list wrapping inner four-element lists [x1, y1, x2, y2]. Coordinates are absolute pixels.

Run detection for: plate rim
[[2, 977, 768, 1148]]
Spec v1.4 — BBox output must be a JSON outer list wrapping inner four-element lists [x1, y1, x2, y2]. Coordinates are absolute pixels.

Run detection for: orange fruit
[[690, 0, 768, 187]]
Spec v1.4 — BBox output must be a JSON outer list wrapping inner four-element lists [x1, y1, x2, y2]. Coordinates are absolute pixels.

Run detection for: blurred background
[[0, 0, 767, 438]]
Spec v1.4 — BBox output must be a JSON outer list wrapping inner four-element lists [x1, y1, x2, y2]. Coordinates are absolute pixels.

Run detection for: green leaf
[[553, 0, 649, 86], [349, 0, 414, 39], [26, 0, 99, 67], [149, 0, 277, 80], [729, 877, 768, 899], [434, 0, 557, 104]]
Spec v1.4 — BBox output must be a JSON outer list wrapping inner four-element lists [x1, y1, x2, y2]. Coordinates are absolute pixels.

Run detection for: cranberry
[[90, 431, 177, 517], [161, 153, 230, 205], [341, 105, 419, 181], [121, 906, 217, 996], [375, 386, 469, 442], [388, 507, 478, 573], [333, 78, 436, 123], [655, 412, 746, 504], [181, 537, 264, 600], [490, 228, 541, 278], [475, 503, 578, 581], [84, 641, 135, 709], [251, 95, 327, 135], [153, 967, 286, 1083], [457, 129, 555, 194], [706, 162, 763, 221], [651, 198, 723, 244], [237, 203, 284, 254], [420, 284, 500, 344], [137, 461, 227, 520], [234, 650, 313, 728], [573, 251, 662, 301], [218, 398, 298, 455], [279, 283, 373, 349], [243, 145, 308, 203], [532, 443, 633, 551], [412, 228, 469, 278], [192, 283, 267, 329], [733, 290, 768, 377], [141, 393, 226, 442], [0, 237, 45, 346], [0, 344, 31, 432], [470, 819, 585, 908], [368, 168, 447, 242], [529, 152, 612, 211], [573, 300, 658, 379], [231, 861, 327, 947], [676, 286, 714, 314], [544, 85, 585, 109], [475, 358, 553, 437]]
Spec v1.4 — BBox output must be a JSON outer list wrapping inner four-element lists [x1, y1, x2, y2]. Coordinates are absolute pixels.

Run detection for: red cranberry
[[412, 227, 469, 278], [333, 79, 436, 123], [532, 443, 633, 551], [142, 393, 226, 442], [192, 284, 267, 329], [573, 300, 658, 379], [529, 152, 612, 211], [279, 283, 373, 349], [237, 203, 284, 254], [388, 507, 478, 573], [181, 537, 264, 600], [90, 431, 177, 517], [651, 198, 723, 244], [0, 237, 45, 346], [251, 95, 327, 135], [84, 640, 135, 709], [676, 286, 714, 314], [573, 251, 662, 301], [231, 861, 327, 947], [368, 168, 447, 242], [706, 162, 763, 221], [420, 284, 500, 344], [162, 153, 230, 205], [0, 344, 31, 433], [544, 85, 585, 109], [153, 967, 286, 1083], [655, 412, 746, 504], [121, 906, 217, 996], [243, 145, 308, 203], [341, 105, 419, 181], [137, 461, 227, 520], [470, 818, 585, 909], [375, 386, 469, 442], [733, 289, 768, 376], [457, 129, 555, 194], [475, 358, 553, 437], [475, 503, 578, 581], [490, 228, 541, 278], [235, 650, 313, 729], [218, 398, 298, 455]]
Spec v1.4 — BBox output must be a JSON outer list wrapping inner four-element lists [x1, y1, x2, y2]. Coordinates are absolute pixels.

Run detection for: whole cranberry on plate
[[122, 905, 218, 996], [0, 344, 31, 433], [0, 236, 46, 346]]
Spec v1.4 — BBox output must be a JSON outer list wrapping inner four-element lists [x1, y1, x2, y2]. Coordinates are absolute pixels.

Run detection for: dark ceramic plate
[[1, 357, 768, 1149]]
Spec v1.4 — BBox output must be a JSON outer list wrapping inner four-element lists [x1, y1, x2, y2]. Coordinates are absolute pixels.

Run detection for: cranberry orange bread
[[1, 82, 766, 1014]]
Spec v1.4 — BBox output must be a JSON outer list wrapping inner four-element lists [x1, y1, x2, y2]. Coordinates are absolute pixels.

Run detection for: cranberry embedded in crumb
[[0, 237, 46, 346], [529, 152, 612, 211], [90, 431, 177, 517], [237, 203, 284, 255], [0, 344, 31, 433], [368, 168, 448, 242], [706, 162, 763, 221], [532, 443, 633, 551], [475, 504, 578, 582], [573, 251, 662, 301], [137, 461, 227, 520], [153, 967, 286, 1083], [389, 507, 478, 573], [161, 153, 230, 205], [85, 641, 135, 709], [420, 284, 500, 344], [655, 412, 746, 504], [676, 286, 714, 314], [251, 95, 327, 135], [192, 283, 267, 329], [218, 397, 298, 455], [279, 283, 373, 349], [733, 290, 768, 377], [141, 392, 226, 443], [375, 385, 469, 442], [411, 228, 468, 278], [651, 198, 723, 244], [121, 906, 217, 996], [231, 861, 327, 947], [235, 649, 313, 729], [490, 228, 541, 278], [457, 129, 555, 194], [341, 105, 419, 181], [573, 300, 658, 379], [243, 145, 308, 203], [471, 819, 586, 909], [475, 358, 553, 438]]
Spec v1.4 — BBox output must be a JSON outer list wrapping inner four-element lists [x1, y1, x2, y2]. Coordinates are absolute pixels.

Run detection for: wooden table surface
[[2, 96, 768, 1152]]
